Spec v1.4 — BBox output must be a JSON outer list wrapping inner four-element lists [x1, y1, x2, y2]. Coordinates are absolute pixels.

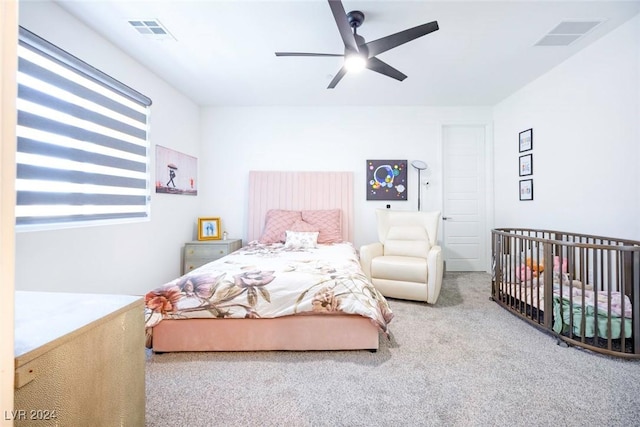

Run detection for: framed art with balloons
[[366, 160, 407, 201]]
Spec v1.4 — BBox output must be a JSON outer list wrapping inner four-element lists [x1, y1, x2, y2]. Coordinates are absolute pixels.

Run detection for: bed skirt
[[152, 314, 380, 352]]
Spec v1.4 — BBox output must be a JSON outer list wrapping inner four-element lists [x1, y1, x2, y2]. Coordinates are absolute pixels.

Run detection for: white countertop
[[14, 291, 142, 359]]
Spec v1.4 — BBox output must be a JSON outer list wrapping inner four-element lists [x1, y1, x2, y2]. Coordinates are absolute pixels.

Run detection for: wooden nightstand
[[183, 239, 242, 274]]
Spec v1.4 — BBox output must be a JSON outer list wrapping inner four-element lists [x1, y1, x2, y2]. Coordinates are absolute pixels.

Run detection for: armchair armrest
[[359, 242, 383, 280], [426, 245, 444, 304]]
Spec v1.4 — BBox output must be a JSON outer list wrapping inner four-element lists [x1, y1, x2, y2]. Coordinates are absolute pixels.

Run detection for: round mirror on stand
[[411, 160, 428, 211]]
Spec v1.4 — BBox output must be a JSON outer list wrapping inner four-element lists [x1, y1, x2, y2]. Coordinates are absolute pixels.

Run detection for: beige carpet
[[145, 272, 640, 426]]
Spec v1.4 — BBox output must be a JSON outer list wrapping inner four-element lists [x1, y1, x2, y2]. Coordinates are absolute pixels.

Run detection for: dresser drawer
[[185, 244, 230, 259], [184, 259, 212, 273], [182, 239, 242, 274]]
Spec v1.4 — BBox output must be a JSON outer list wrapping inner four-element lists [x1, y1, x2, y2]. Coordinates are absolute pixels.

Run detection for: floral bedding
[[145, 242, 394, 347]]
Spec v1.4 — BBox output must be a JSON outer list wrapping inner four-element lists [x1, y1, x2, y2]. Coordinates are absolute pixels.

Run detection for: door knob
[[443, 217, 451, 220]]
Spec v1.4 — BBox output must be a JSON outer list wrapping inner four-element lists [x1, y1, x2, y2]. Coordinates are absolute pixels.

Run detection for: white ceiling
[[54, 0, 640, 107]]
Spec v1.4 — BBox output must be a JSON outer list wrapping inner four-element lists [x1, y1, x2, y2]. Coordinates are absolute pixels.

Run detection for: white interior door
[[442, 125, 486, 271]]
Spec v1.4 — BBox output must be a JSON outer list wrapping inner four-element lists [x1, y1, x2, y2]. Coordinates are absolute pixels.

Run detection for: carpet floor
[[145, 272, 640, 426]]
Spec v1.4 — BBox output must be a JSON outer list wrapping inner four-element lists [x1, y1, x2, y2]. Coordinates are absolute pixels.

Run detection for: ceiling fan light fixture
[[274, 0, 439, 88], [344, 54, 367, 73]]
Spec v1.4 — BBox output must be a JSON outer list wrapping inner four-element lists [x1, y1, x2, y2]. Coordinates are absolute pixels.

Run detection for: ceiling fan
[[275, 0, 439, 89]]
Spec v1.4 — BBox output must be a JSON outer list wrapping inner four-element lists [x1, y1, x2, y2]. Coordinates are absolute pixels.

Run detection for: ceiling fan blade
[[327, 66, 347, 89], [328, 0, 359, 53], [366, 57, 407, 81], [365, 21, 439, 58], [275, 52, 344, 57]]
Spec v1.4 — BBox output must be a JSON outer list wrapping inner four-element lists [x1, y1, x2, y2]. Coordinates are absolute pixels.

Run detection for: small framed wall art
[[197, 217, 221, 240], [519, 179, 533, 201], [519, 153, 533, 177], [366, 159, 408, 201], [519, 128, 533, 152], [156, 145, 198, 195]]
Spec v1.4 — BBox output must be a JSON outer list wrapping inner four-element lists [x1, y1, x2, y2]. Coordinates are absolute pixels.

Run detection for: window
[[16, 26, 152, 229]]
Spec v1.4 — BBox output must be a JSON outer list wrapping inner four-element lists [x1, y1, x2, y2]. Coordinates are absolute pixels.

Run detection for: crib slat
[[632, 251, 640, 355], [619, 249, 626, 352]]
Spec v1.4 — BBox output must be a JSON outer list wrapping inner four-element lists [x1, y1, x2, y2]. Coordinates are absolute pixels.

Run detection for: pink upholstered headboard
[[248, 171, 354, 243]]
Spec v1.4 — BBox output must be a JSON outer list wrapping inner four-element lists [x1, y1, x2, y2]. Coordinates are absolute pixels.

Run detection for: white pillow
[[284, 230, 319, 249]]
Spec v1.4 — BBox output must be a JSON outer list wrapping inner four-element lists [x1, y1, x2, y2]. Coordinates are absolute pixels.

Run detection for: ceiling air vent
[[535, 20, 602, 47], [128, 19, 175, 41]]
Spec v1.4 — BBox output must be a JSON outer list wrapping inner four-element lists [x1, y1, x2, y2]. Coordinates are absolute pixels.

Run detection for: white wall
[[16, 1, 201, 295], [200, 106, 492, 248], [493, 14, 640, 240]]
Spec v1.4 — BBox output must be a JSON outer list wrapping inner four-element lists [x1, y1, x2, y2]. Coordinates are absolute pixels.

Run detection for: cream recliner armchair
[[360, 209, 443, 304]]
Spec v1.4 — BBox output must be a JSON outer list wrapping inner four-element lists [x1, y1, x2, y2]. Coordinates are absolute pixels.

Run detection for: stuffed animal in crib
[[525, 258, 544, 277], [536, 256, 567, 286], [517, 265, 533, 282], [553, 256, 567, 274], [543, 256, 590, 289], [514, 257, 544, 284]]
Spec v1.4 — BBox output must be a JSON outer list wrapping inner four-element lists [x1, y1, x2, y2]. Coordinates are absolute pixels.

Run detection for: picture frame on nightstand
[[197, 217, 221, 240]]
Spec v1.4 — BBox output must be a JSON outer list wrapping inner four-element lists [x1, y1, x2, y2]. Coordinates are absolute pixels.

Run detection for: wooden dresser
[[183, 239, 242, 273], [13, 292, 144, 426]]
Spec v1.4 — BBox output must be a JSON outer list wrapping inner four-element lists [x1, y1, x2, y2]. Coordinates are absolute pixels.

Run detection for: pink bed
[[146, 171, 393, 352]]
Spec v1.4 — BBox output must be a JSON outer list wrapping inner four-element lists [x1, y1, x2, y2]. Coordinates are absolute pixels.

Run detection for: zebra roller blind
[[16, 26, 152, 228]]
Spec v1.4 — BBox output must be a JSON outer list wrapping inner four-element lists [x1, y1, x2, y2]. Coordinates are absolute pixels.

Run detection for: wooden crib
[[492, 228, 640, 358]]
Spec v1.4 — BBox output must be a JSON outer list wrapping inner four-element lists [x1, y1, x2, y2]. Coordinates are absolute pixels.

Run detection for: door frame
[[1, 0, 18, 421], [439, 121, 494, 273]]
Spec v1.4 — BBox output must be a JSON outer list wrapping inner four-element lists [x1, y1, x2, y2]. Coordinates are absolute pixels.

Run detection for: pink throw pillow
[[301, 209, 342, 243], [289, 220, 319, 233], [259, 210, 302, 244]]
